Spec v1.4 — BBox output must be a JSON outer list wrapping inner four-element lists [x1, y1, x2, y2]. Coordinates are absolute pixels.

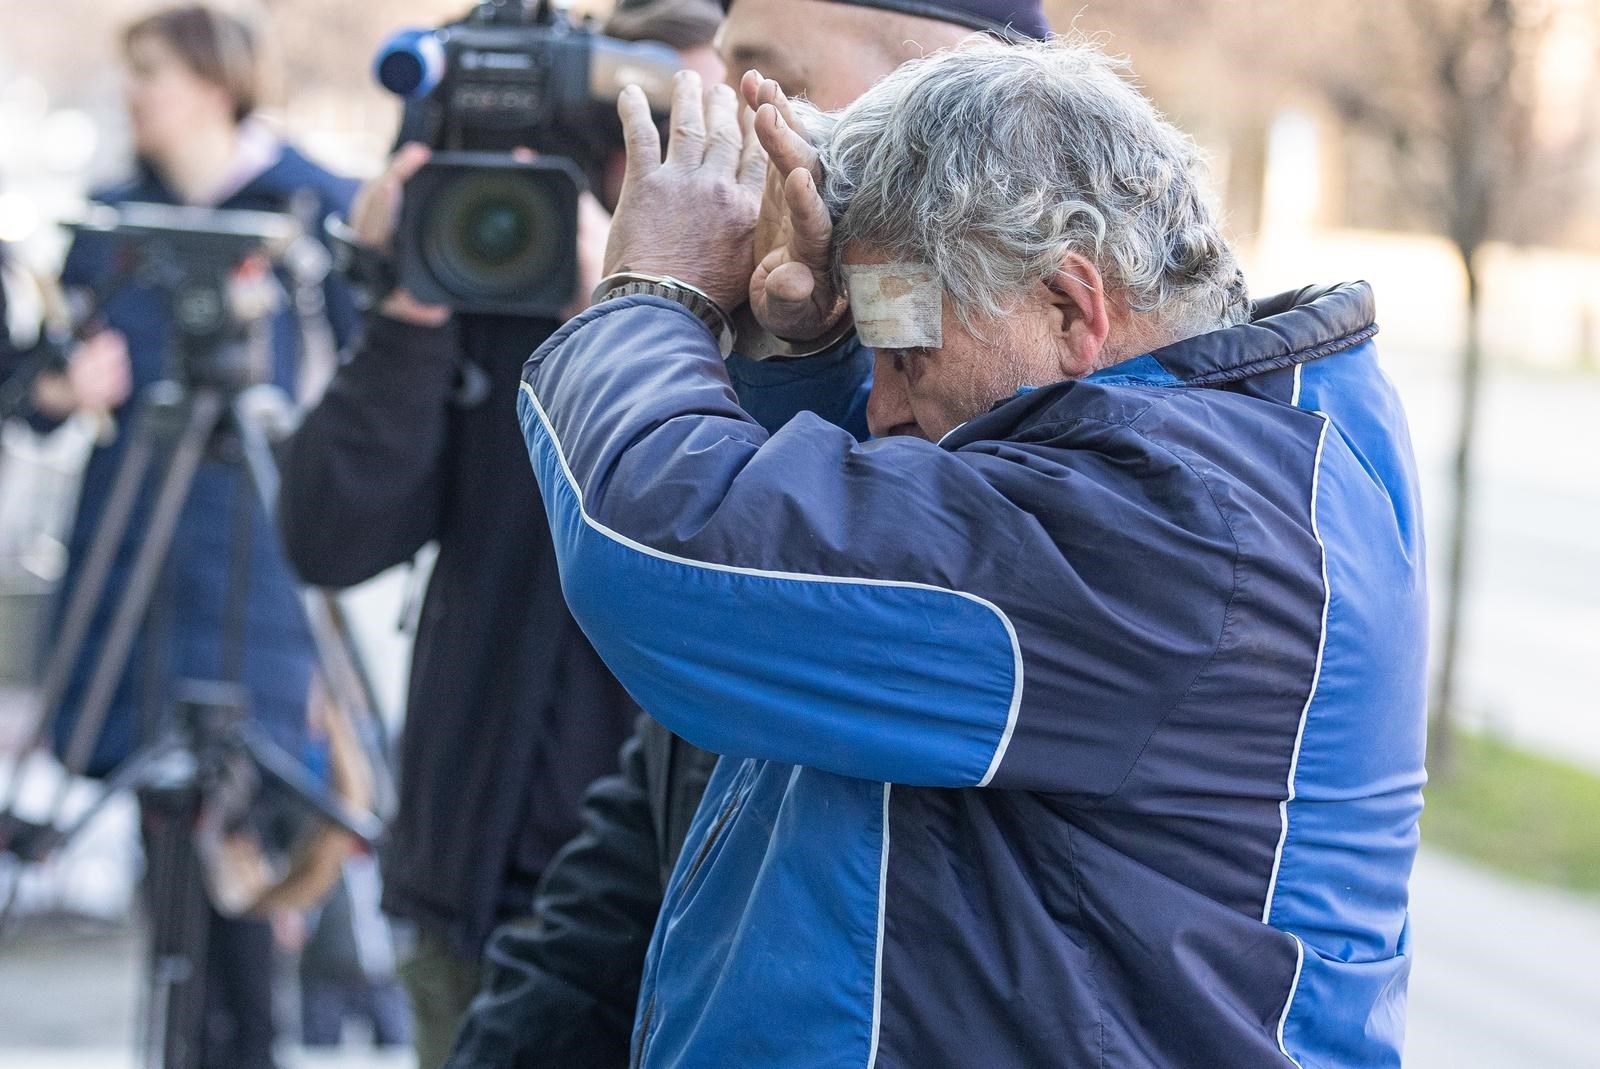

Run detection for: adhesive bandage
[[842, 263, 944, 350]]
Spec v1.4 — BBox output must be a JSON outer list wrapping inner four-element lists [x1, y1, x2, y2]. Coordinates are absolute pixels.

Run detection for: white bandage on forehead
[[842, 263, 943, 350]]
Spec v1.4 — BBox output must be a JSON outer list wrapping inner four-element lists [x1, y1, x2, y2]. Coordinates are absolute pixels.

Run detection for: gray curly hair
[[810, 36, 1250, 340]]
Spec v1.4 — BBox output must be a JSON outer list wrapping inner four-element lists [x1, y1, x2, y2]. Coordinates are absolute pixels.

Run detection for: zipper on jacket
[[631, 764, 754, 1069], [678, 782, 744, 890]]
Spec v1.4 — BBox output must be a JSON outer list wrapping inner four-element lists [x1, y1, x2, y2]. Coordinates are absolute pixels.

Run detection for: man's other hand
[[743, 72, 848, 344], [603, 71, 767, 313], [349, 142, 451, 328]]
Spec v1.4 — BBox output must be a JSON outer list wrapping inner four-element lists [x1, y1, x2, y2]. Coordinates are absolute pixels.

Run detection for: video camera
[[376, 0, 678, 317]]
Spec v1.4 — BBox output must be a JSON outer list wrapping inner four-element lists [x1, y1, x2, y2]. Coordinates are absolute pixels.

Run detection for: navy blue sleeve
[[519, 297, 1235, 794], [725, 339, 872, 440], [58, 229, 106, 293]]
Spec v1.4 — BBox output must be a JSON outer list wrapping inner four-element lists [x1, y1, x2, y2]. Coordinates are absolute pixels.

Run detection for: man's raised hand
[[602, 71, 768, 313], [742, 72, 849, 343]]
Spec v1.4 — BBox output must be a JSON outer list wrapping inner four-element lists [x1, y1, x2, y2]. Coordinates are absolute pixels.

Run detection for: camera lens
[[421, 170, 565, 304], [464, 202, 532, 265]]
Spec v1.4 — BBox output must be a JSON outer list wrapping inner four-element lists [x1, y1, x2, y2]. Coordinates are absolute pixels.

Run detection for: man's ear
[[1042, 253, 1111, 378]]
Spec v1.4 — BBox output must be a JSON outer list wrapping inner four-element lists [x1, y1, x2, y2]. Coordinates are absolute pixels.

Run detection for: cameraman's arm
[[443, 719, 663, 1069], [278, 312, 456, 587], [278, 146, 457, 588], [15, 233, 132, 433]]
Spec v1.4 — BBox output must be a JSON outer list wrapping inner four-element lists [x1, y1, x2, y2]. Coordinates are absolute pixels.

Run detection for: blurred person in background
[[297, 849, 412, 1050], [276, 3, 722, 1066], [440, 4, 1047, 1068], [5, 6, 358, 1068]]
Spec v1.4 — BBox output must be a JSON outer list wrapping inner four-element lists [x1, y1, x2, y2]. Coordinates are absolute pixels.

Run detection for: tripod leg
[[0, 418, 162, 834], [230, 400, 395, 814], [219, 462, 256, 686], [140, 783, 211, 1069], [58, 389, 228, 779]]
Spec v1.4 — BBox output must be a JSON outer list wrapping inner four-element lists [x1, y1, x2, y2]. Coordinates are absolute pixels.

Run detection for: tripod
[[0, 215, 391, 1069]]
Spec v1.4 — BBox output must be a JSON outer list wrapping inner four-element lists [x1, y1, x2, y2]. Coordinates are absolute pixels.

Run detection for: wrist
[[593, 272, 735, 358], [732, 305, 856, 362]]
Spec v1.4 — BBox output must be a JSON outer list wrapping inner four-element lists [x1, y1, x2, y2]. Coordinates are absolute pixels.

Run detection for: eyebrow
[[724, 43, 800, 86]]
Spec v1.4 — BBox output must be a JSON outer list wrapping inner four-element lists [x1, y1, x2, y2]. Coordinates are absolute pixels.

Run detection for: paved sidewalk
[[2, 847, 1597, 1068], [1405, 849, 1600, 1067], [0, 1052, 413, 1068]]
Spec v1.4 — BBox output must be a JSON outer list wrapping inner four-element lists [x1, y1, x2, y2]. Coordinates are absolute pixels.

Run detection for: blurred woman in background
[[25, 6, 358, 1068]]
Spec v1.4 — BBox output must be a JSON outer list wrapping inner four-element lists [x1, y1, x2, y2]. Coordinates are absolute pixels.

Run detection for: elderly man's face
[[717, 0, 969, 107], [848, 245, 1120, 441], [846, 247, 1065, 442]]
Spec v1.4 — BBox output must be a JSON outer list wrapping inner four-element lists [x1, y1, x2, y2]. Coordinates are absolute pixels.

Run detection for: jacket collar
[[942, 281, 1377, 448], [1088, 280, 1377, 389], [126, 139, 321, 210]]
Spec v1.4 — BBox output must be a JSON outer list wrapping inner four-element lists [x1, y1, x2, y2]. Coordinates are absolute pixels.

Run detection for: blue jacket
[[51, 146, 358, 773], [516, 281, 1427, 1068]]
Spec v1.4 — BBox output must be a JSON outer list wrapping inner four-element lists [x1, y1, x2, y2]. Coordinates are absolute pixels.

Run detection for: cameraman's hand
[[561, 191, 612, 321], [743, 73, 848, 343], [602, 71, 767, 313], [350, 143, 451, 328]]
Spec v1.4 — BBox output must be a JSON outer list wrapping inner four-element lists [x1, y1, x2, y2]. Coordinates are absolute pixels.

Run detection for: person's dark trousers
[[140, 805, 278, 1069], [399, 929, 485, 1069], [367, 978, 413, 1047], [301, 977, 349, 1047], [302, 977, 412, 1048], [201, 910, 277, 1069]]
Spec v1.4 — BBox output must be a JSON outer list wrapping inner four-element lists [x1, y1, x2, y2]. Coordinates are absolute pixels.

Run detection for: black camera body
[[377, 0, 676, 317]]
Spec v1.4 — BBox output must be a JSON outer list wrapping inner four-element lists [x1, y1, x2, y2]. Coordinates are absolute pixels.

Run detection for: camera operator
[[15, 6, 358, 1069], [277, 4, 720, 1067]]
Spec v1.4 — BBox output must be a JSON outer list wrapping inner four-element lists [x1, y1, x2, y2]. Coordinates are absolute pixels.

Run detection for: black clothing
[[444, 717, 717, 1069], [278, 312, 638, 958]]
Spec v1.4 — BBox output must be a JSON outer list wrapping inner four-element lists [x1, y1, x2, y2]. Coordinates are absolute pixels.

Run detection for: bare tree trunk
[[1429, 250, 1483, 777]]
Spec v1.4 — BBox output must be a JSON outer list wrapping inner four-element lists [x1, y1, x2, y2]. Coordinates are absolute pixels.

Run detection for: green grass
[[1422, 730, 1600, 899]]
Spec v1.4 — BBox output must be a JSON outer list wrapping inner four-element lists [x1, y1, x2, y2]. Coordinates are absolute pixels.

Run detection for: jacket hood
[[1146, 280, 1378, 386]]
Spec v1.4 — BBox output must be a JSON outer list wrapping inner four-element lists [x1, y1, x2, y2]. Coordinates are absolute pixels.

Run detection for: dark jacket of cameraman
[[278, 311, 637, 958], [440, 345, 875, 1069]]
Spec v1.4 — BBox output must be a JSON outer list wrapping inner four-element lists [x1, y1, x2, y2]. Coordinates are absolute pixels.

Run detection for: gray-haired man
[[521, 34, 1427, 1069]]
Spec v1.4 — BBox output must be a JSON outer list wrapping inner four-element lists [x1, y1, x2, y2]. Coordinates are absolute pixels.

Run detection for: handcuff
[[592, 272, 856, 361]]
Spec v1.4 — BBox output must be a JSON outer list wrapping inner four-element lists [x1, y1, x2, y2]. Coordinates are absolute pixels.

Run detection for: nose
[[867, 351, 915, 439]]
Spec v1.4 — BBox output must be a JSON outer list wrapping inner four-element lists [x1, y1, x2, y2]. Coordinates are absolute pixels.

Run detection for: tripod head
[[68, 204, 302, 393]]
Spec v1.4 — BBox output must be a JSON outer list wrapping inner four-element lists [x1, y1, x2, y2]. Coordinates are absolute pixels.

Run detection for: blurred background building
[[1, 1, 1597, 1066]]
